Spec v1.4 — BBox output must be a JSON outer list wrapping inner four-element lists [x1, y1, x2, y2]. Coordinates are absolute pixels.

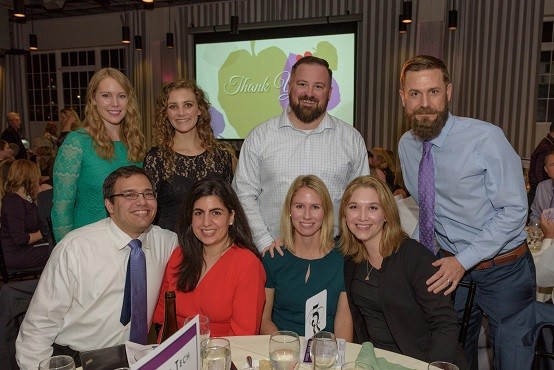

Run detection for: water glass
[[428, 361, 459, 370], [185, 314, 211, 342], [311, 331, 337, 369], [38, 355, 75, 370], [134, 345, 159, 361], [269, 330, 300, 370], [201, 337, 231, 370], [341, 361, 373, 370]]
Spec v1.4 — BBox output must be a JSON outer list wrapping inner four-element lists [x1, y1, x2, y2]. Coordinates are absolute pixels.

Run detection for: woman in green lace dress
[[51, 68, 145, 242]]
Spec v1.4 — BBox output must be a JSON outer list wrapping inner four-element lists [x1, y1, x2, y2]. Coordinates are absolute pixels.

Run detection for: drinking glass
[[38, 355, 75, 370], [269, 330, 300, 370], [201, 337, 231, 370], [134, 345, 159, 361], [528, 221, 543, 251], [311, 331, 337, 369], [185, 314, 211, 342], [341, 361, 373, 370], [428, 361, 459, 370]]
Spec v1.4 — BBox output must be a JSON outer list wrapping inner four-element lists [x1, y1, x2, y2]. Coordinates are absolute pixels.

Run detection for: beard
[[406, 105, 449, 140], [290, 94, 328, 124]]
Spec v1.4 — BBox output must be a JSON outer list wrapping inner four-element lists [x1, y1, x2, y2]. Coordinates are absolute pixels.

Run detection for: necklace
[[365, 260, 374, 280]]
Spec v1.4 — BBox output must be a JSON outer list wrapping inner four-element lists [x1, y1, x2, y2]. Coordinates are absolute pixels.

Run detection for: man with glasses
[[16, 166, 177, 370]]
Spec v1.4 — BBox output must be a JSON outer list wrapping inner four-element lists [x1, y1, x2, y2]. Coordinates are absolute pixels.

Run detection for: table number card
[[132, 316, 200, 370], [305, 289, 327, 338]]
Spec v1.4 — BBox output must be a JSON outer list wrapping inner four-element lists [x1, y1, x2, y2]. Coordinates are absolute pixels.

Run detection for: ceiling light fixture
[[13, 0, 25, 18], [398, 14, 407, 34], [448, 1, 458, 31], [135, 35, 143, 50], [230, 0, 239, 34], [166, 1, 174, 48], [402, 1, 412, 24]]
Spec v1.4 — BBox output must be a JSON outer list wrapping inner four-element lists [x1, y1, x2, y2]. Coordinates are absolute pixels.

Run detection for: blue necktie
[[418, 140, 436, 253], [120, 239, 148, 344]]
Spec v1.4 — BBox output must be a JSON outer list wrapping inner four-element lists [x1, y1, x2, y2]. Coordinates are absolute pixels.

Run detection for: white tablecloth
[[226, 335, 430, 370]]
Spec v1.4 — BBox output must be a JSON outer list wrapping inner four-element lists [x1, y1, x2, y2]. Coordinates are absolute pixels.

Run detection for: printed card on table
[[305, 289, 327, 338], [132, 316, 200, 370]]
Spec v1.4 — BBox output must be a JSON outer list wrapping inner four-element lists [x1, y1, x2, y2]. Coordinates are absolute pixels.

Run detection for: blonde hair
[[152, 79, 237, 180], [372, 147, 395, 172], [339, 176, 407, 263], [60, 108, 82, 130], [280, 175, 334, 254], [4, 159, 41, 200], [83, 68, 145, 162]]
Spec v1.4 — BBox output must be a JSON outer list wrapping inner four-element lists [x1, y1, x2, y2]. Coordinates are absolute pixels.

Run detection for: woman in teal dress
[[261, 175, 353, 341], [51, 68, 145, 242]]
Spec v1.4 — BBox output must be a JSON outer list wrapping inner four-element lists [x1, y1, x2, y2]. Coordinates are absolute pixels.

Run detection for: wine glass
[[38, 355, 75, 370], [269, 331, 300, 370], [311, 331, 337, 369], [185, 314, 211, 342], [428, 361, 459, 370], [201, 338, 231, 370], [341, 361, 373, 370]]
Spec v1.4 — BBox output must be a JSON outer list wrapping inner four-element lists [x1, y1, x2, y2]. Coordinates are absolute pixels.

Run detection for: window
[[538, 20, 554, 123], [26, 47, 126, 123]]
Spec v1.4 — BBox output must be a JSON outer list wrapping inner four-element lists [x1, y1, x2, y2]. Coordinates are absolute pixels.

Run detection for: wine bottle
[[160, 291, 178, 342]]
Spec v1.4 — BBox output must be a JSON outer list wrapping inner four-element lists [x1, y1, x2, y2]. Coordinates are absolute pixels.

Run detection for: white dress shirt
[[16, 218, 177, 370], [233, 109, 369, 250]]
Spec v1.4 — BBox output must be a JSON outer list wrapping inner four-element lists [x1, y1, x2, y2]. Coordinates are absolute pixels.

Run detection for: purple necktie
[[125, 239, 148, 344], [418, 140, 435, 252]]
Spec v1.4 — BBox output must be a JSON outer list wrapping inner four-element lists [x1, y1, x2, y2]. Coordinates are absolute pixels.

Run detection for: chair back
[[0, 240, 43, 283]]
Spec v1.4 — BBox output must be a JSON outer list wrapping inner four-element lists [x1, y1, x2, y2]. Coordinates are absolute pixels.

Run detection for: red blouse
[[153, 244, 266, 337]]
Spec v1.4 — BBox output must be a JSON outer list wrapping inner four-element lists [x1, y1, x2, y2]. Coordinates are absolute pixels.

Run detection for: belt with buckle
[[440, 241, 528, 270]]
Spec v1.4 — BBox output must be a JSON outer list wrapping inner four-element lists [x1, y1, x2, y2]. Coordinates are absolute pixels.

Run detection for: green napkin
[[356, 342, 416, 370]]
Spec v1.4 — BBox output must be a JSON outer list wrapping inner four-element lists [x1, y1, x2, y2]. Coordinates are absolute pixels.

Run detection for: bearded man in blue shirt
[[397, 55, 536, 370]]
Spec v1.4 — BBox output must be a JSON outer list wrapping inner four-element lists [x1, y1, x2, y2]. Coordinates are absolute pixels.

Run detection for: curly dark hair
[[175, 179, 259, 292]]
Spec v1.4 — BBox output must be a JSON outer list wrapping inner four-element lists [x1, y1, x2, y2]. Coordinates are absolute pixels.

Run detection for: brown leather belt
[[441, 241, 528, 270]]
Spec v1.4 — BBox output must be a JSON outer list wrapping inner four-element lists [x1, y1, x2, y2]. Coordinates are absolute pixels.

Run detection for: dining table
[[225, 335, 430, 370]]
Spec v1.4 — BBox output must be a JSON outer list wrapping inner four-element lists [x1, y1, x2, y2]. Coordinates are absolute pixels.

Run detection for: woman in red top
[[153, 179, 266, 337]]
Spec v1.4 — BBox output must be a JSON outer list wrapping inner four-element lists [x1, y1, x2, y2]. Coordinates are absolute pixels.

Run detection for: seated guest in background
[[34, 146, 56, 188], [537, 212, 554, 287], [144, 79, 235, 232], [340, 176, 467, 368], [261, 175, 353, 341], [0, 140, 15, 162], [528, 122, 554, 211], [153, 179, 265, 337], [2, 112, 27, 160], [33, 122, 58, 151], [530, 150, 554, 225], [370, 147, 406, 198], [57, 108, 81, 148], [0, 159, 50, 271], [16, 166, 177, 369], [51, 68, 146, 242]]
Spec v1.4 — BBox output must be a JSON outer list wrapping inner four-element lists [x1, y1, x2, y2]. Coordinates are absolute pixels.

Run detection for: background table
[[226, 335, 430, 370]]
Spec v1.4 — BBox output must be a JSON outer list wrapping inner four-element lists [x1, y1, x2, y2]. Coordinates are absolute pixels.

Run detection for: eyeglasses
[[109, 190, 156, 201]]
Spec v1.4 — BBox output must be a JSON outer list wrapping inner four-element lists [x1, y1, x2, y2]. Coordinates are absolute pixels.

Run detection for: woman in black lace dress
[[144, 79, 236, 231]]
